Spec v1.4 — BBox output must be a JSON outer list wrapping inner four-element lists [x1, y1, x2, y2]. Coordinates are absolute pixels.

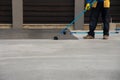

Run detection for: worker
[[83, 0, 110, 39]]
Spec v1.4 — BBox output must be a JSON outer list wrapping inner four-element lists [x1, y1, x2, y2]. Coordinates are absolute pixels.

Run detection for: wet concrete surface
[[0, 29, 77, 40]]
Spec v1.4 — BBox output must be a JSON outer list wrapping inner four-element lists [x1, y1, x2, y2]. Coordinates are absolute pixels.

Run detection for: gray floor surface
[[0, 29, 77, 39], [0, 34, 120, 80]]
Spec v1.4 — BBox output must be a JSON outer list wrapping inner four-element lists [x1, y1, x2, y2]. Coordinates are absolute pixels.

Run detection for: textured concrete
[[0, 34, 120, 80], [0, 29, 77, 40]]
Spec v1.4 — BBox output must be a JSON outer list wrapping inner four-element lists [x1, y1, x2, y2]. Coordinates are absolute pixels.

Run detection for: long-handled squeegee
[[53, 0, 97, 40]]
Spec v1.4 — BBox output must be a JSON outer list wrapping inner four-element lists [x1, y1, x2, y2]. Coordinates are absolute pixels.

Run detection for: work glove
[[85, 3, 91, 10]]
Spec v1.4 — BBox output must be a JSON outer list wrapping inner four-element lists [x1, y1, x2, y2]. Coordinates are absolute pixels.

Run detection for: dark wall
[[0, 0, 119, 24], [0, 0, 12, 24], [110, 0, 120, 23], [23, 0, 74, 24], [84, 0, 120, 23]]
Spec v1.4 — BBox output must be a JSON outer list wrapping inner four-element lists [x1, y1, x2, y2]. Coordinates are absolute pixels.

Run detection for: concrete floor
[[0, 29, 77, 39], [0, 33, 120, 80]]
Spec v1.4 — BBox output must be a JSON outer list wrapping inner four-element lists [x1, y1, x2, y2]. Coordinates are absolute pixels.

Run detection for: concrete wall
[[12, 0, 23, 29], [75, 0, 84, 30]]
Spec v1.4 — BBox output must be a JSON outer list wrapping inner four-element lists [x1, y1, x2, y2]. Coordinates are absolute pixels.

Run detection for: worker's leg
[[101, 8, 110, 36], [88, 3, 102, 37]]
